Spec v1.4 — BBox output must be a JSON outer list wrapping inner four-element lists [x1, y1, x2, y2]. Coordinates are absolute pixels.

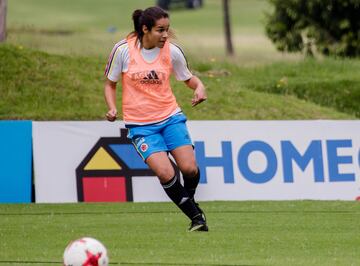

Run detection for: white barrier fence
[[33, 121, 360, 203]]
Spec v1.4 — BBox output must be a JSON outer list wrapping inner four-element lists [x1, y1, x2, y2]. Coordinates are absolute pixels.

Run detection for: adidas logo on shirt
[[144, 70, 159, 80], [140, 70, 163, 85]]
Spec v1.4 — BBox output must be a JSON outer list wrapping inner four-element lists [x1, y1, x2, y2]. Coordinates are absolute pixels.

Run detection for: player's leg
[[146, 152, 202, 226], [163, 118, 208, 231], [170, 145, 207, 230], [128, 128, 203, 229], [163, 117, 201, 201], [170, 145, 200, 200]]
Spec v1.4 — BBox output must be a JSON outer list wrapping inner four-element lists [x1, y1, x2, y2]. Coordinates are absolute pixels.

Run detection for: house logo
[[76, 128, 178, 202]]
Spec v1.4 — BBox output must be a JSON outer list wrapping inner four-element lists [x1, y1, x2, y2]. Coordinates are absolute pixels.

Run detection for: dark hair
[[131, 6, 169, 41]]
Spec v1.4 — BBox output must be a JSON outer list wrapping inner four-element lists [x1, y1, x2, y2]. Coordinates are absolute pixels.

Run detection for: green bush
[[265, 0, 360, 57]]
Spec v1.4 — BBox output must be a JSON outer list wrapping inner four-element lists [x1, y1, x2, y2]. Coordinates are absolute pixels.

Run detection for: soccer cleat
[[188, 215, 209, 232], [192, 199, 207, 223]]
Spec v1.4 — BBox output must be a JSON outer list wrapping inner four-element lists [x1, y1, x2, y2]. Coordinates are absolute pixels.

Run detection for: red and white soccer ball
[[63, 237, 109, 266]]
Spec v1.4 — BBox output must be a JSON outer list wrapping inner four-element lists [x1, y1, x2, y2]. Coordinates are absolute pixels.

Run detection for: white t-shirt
[[105, 39, 193, 83]]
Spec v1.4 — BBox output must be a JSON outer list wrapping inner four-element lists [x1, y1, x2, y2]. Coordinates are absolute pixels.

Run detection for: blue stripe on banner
[[109, 144, 149, 169], [0, 121, 32, 203]]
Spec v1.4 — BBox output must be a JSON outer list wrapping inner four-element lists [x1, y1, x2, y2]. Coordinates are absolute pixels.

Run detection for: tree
[[265, 0, 360, 57], [223, 0, 234, 56], [0, 0, 6, 42]]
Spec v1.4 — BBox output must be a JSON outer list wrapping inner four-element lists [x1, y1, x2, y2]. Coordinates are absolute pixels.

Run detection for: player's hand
[[192, 86, 207, 107], [106, 109, 117, 122]]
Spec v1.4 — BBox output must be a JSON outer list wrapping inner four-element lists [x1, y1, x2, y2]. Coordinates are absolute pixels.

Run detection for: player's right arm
[[103, 39, 128, 122], [104, 79, 118, 122]]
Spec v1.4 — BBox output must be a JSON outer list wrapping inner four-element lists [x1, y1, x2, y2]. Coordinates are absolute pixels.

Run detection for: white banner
[[33, 121, 360, 203], [33, 122, 123, 203]]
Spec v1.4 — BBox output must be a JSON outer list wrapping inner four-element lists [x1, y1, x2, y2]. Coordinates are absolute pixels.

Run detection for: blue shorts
[[126, 113, 193, 161]]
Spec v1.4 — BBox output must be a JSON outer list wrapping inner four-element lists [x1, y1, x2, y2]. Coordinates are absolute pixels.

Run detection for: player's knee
[[181, 163, 198, 178], [156, 167, 176, 183]]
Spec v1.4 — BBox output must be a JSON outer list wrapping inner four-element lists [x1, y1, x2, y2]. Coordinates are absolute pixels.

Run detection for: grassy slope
[[0, 44, 105, 120], [0, 44, 356, 120], [179, 58, 360, 120], [1, 201, 359, 266]]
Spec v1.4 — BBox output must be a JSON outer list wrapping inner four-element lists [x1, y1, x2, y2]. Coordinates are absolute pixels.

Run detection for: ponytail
[[132, 9, 144, 40]]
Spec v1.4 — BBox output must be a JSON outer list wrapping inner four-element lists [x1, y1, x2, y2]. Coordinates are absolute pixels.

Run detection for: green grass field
[[1, 201, 360, 266]]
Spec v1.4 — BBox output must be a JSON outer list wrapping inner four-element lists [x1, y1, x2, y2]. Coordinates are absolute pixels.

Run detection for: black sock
[[183, 168, 200, 200], [162, 175, 201, 221]]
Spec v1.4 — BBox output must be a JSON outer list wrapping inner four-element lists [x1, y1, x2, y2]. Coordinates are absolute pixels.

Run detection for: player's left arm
[[184, 76, 207, 107], [170, 43, 207, 107]]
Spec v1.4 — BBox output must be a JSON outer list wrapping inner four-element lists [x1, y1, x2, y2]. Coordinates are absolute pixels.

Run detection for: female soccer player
[[104, 6, 208, 232]]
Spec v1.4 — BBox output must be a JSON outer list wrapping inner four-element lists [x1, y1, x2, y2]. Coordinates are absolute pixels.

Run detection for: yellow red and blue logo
[[76, 128, 154, 202]]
